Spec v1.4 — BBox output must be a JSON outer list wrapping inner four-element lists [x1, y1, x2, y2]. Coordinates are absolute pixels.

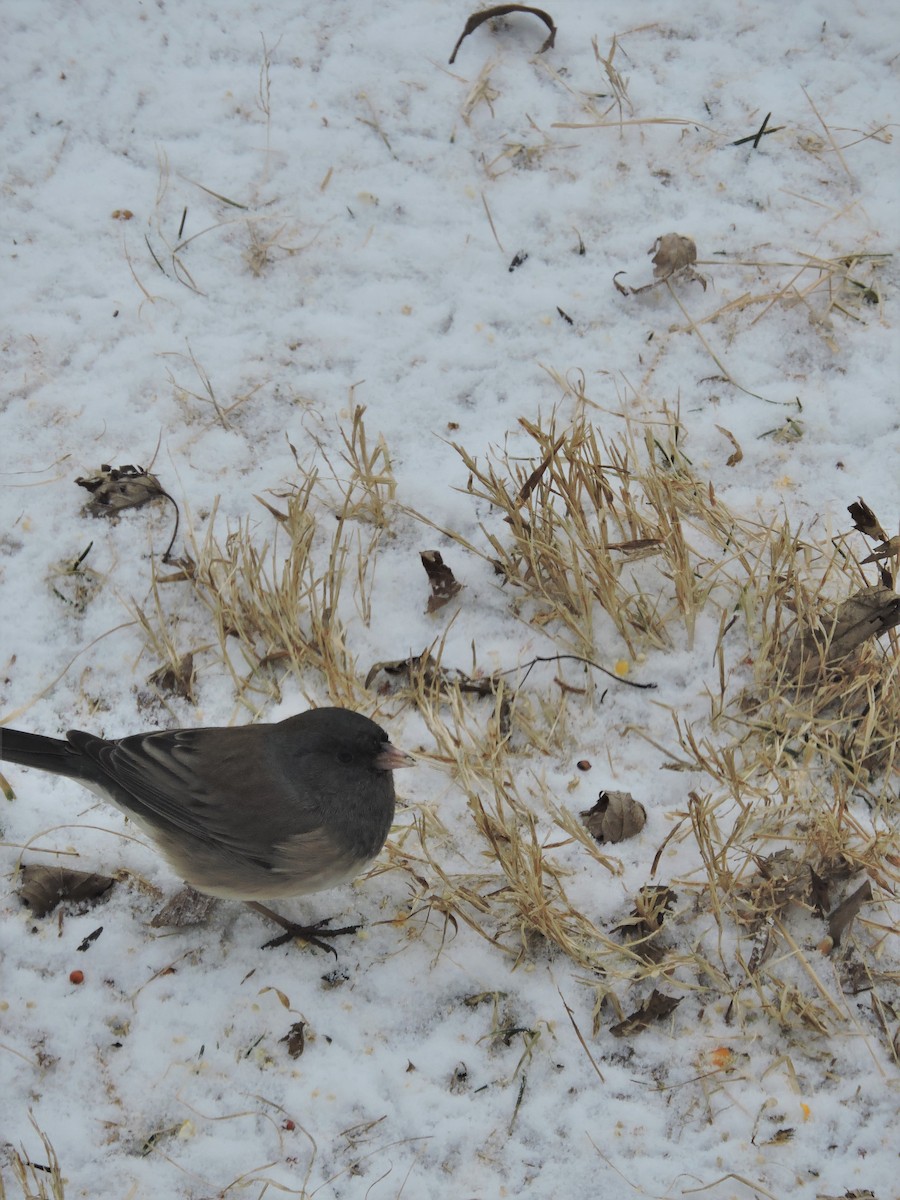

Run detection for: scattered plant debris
[[76, 926, 104, 952], [614, 885, 677, 962], [48, 542, 101, 612], [148, 651, 196, 701], [715, 424, 743, 466]]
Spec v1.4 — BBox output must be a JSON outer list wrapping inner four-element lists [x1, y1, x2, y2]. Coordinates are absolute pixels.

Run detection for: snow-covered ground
[[2, 1, 898, 1196]]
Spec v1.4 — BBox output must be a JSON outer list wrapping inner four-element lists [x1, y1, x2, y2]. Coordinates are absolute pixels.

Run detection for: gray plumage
[[0, 708, 413, 904]]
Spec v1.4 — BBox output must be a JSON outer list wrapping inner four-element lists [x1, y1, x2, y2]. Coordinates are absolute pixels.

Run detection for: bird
[[0, 707, 414, 952]]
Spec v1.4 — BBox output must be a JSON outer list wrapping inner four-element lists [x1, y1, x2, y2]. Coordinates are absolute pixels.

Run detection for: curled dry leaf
[[580, 790, 646, 844], [610, 989, 681, 1037], [449, 5, 557, 65], [651, 233, 697, 279], [76, 463, 168, 514], [76, 463, 181, 561], [18, 864, 115, 918], [420, 549, 463, 613], [614, 233, 706, 295], [847, 498, 887, 542], [715, 424, 743, 467], [860, 535, 900, 565]]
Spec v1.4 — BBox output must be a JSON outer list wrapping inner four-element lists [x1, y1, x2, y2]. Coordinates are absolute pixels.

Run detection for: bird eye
[[337, 751, 352, 764]]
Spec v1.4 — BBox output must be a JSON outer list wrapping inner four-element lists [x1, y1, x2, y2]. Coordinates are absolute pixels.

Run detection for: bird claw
[[260, 919, 361, 956]]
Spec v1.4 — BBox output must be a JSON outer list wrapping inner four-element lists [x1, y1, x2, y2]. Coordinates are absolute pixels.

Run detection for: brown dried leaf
[[615, 233, 706, 295], [827, 587, 900, 657], [449, 5, 557, 64], [610, 989, 681, 1037], [150, 885, 217, 928], [76, 462, 181, 561], [826, 880, 872, 949], [848, 498, 887, 542], [786, 585, 900, 672], [715, 424, 744, 467], [280, 1021, 307, 1059], [860, 535, 900, 565], [18, 865, 115, 918], [614, 886, 677, 962], [581, 790, 646, 844], [420, 550, 463, 613], [76, 463, 167, 515], [651, 233, 697, 279]]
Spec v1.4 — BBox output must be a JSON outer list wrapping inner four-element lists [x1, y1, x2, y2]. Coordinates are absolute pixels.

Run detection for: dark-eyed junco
[[1, 707, 414, 951]]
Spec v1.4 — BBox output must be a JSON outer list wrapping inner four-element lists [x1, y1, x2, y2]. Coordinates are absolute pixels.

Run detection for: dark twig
[[731, 112, 784, 148]]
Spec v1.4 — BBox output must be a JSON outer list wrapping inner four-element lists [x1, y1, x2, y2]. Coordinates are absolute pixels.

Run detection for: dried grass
[[0, 1115, 66, 1200], [134, 398, 897, 1043]]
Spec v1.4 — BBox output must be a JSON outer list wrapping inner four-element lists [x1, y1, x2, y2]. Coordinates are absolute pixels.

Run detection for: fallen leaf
[[847, 498, 887, 541], [280, 1021, 307, 1059], [76, 463, 167, 514], [420, 550, 463, 613], [76, 463, 180, 560], [18, 865, 115, 918], [860, 535, 900, 564], [651, 232, 697, 279], [610, 989, 681, 1036], [715, 424, 744, 466], [581, 790, 646, 843], [785, 585, 900, 672], [826, 880, 872, 949]]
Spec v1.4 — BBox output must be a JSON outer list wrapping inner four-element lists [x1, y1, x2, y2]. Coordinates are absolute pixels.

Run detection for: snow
[[1, 1, 898, 1197]]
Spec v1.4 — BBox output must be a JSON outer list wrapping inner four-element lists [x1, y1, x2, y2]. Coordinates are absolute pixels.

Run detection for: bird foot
[[245, 901, 360, 956], [261, 918, 361, 956]]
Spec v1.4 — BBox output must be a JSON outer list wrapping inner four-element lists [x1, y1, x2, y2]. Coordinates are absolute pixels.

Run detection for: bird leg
[[245, 901, 361, 956]]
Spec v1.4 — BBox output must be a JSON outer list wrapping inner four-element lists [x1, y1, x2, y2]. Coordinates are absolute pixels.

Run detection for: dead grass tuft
[[133, 395, 897, 1043], [137, 408, 393, 710], [0, 1115, 66, 1200]]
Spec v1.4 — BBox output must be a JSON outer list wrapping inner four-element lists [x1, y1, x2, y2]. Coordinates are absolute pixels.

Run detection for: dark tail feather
[[0, 728, 87, 781]]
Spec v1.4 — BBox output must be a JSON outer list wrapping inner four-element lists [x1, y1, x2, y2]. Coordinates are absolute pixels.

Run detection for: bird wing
[[68, 726, 320, 869]]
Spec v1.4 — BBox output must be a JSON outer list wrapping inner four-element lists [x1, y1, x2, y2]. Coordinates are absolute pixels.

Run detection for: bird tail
[[0, 728, 86, 781]]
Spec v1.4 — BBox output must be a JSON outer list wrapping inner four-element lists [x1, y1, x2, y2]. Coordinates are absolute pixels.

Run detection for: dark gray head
[[274, 707, 410, 773]]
